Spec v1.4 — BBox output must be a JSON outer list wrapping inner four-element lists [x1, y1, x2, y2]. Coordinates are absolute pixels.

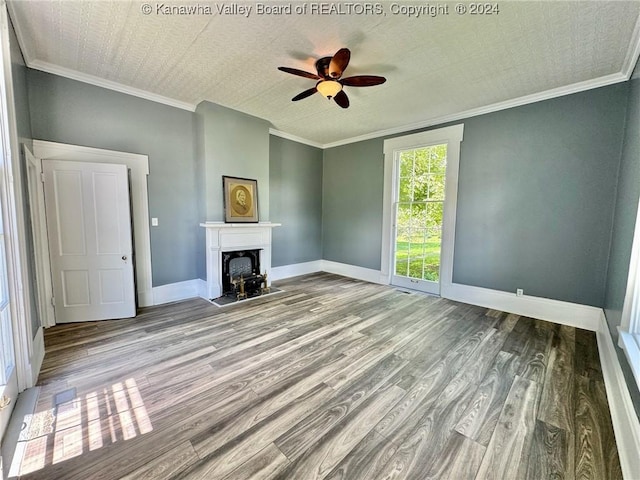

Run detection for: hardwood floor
[[11, 273, 621, 479]]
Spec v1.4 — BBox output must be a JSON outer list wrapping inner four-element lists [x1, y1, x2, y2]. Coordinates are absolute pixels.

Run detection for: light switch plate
[[151, 218, 158, 226]]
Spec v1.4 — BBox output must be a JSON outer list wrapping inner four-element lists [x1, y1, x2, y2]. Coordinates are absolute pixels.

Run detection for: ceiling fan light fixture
[[316, 80, 342, 99], [279, 48, 386, 108]]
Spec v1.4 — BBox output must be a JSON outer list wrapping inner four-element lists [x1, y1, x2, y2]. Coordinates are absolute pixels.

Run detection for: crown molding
[[268, 128, 323, 149], [5, 0, 32, 65], [321, 72, 629, 149], [28, 60, 197, 112], [20, 61, 632, 150], [623, 11, 640, 78]]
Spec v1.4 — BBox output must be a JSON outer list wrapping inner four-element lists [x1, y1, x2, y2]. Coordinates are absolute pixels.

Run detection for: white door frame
[[32, 140, 152, 327], [381, 124, 464, 297], [0, 2, 39, 392], [24, 146, 54, 329]]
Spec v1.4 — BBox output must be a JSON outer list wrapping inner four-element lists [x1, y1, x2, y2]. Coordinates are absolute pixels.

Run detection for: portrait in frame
[[223, 176, 259, 223]]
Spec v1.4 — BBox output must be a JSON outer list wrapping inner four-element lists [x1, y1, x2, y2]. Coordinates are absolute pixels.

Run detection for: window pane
[[399, 153, 413, 177], [428, 174, 445, 200], [412, 175, 428, 202], [394, 143, 448, 286], [395, 258, 408, 277], [429, 145, 447, 174], [394, 229, 410, 276], [398, 175, 413, 202], [396, 203, 412, 229], [413, 150, 429, 177], [410, 203, 426, 228], [423, 228, 442, 281], [426, 203, 443, 228]]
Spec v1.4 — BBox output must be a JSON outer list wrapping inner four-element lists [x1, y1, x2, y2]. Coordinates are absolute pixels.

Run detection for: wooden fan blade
[[292, 87, 317, 101], [329, 48, 351, 79], [334, 90, 349, 108], [340, 75, 387, 87], [278, 66, 320, 80]]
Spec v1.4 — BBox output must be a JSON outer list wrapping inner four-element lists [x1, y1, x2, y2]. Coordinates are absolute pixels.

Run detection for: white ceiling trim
[[321, 72, 629, 150], [28, 59, 197, 112], [623, 13, 640, 78], [6, 0, 32, 64], [269, 128, 323, 149], [18, 61, 634, 151]]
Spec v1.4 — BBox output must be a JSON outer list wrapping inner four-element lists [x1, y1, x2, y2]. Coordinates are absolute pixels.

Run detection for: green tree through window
[[395, 144, 447, 281]]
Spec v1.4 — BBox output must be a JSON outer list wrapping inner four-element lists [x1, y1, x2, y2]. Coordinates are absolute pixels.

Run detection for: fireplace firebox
[[221, 249, 267, 299]]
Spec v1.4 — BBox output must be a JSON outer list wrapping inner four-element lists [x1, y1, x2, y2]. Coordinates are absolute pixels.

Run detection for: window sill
[[618, 328, 640, 392]]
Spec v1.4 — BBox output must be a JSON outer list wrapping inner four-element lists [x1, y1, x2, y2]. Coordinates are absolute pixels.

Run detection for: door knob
[[0, 395, 10, 410], [122, 255, 127, 261]]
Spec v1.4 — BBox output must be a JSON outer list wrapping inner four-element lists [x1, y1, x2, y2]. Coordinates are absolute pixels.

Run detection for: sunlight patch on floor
[[9, 378, 152, 476]]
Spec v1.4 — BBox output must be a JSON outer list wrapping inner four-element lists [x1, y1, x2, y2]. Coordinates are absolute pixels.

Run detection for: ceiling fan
[[278, 48, 386, 109]]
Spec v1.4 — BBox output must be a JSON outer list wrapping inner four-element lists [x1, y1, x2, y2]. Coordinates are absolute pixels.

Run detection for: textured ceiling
[[7, 0, 640, 146]]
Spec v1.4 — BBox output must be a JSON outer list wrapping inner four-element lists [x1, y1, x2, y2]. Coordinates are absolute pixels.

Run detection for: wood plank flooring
[[11, 273, 621, 479]]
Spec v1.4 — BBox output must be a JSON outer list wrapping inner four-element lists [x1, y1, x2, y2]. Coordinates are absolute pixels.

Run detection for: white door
[[43, 160, 135, 323], [0, 202, 18, 441]]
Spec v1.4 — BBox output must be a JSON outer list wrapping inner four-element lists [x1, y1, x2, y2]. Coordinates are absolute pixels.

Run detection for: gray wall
[[27, 70, 200, 287], [322, 84, 627, 307], [453, 86, 626, 306], [322, 139, 384, 270], [9, 19, 31, 148], [270, 135, 323, 267], [195, 101, 270, 222], [604, 77, 640, 416]]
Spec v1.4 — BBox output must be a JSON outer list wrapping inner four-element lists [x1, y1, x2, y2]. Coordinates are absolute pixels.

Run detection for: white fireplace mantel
[[200, 222, 281, 299]]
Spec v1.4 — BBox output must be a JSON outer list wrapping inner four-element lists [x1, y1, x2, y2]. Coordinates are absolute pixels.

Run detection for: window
[[381, 124, 464, 296], [618, 203, 640, 390]]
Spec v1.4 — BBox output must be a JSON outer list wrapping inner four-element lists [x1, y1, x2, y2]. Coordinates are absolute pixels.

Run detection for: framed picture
[[223, 176, 259, 223]]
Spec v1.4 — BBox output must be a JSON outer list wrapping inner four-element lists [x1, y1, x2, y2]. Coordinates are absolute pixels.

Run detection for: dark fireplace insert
[[221, 249, 268, 299]]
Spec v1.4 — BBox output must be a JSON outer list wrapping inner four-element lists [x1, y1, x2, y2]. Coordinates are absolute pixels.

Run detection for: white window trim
[[381, 124, 464, 296], [0, 2, 38, 391], [618, 191, 640, 391], [618, 330, 640, 391]]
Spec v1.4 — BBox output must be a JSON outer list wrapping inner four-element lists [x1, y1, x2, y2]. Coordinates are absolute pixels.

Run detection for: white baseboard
[[152, 279, 205, 305], [320, 260, 385, 285], [270, 260, 323, 281], [269, 260, 383, 285], [138, 289, 154, 308], [271, 262, 601, 331], [597, 313, 640, 479], [196, 279, 207, 299], [443, 282, 602, 331], [31, 328, 44, 385]]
